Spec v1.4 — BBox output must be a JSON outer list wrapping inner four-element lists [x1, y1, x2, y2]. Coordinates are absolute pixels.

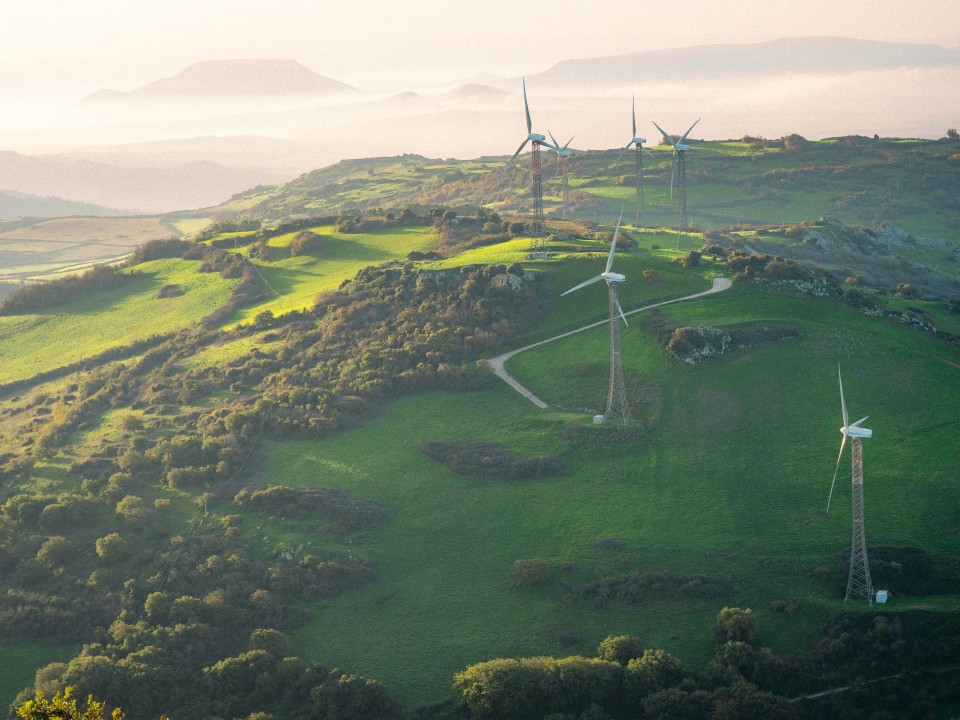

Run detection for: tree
[[95, 533, 130, 563], [597, 635, 645, 665], [714, 607, 757, 646], [36, 536, 73, 568], [947, 128, 959, 140], [249, 628, 289, 658], [16, 687, 123, 720]]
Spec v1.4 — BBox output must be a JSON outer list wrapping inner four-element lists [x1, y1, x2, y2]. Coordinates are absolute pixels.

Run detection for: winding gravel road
[[483, 276, 733, 408]]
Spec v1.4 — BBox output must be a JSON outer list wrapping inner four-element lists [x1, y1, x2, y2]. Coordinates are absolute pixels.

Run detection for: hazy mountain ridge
[[0, 150, 291, 213], [534, 36, 960, 85], [0, 189, 127, 219], [3, 38, 959, 213]]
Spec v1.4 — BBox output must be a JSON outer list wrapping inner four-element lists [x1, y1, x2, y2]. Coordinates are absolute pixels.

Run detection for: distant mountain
[[0, 189, 126, 219], [82, 59, 356, 103], [0, 150, 290, 213], [533, 37, 960, 86], [439, 83, 510, 101]]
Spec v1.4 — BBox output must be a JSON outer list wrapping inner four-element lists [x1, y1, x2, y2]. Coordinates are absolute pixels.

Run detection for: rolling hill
[[0, 141, 958, 718]]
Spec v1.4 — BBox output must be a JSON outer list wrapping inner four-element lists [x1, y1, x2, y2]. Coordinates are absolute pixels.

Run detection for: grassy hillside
[[212, 137, 960, 241], [248, 280, 960, 706], [216, 223, 439, 326], [0, 259, 237, 385], [0, 176, 958, 717]]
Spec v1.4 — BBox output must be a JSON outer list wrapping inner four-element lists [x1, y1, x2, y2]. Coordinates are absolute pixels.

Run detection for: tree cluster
[[0, 267, 133, 315]]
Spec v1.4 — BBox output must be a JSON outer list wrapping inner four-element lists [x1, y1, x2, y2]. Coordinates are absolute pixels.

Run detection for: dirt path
[[483, 276, 733, 408]]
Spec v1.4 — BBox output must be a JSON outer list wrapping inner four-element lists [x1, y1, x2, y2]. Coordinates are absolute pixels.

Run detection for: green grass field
[[217, 224, 439, 327], [243, 282, 960, 706], [0, 259, 237, 385]]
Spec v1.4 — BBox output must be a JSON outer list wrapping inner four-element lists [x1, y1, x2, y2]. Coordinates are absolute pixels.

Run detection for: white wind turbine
[[617, 96, 656, 229], [826, 366, 875, 603], [652, 118, 699, 249], [549, 131, 575, 220], [505, 78, 558, 254], [562, 209, 630, 424]]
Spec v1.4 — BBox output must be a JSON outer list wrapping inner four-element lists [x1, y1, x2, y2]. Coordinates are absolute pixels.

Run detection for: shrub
[[511, 559, 551, 588], [155, 284, 183, 299], [288, 231, 329, 257]]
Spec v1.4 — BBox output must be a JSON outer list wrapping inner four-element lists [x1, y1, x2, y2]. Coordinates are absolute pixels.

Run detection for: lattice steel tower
[[653, 118, 699, 250], [605, 281, 630, 423], [617, 97, 655, 229], [530, 142, 545, 252], [549, 132, 574, 221], [634, 145, 646, 228], [675, 151, 688, 249], [505, 78, 558, 256], [845, 436, 873, 602]]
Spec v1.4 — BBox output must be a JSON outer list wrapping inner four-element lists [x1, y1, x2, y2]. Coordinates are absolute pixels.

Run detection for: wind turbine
[[617, 96, 656, 229], [505, 78, 558, 255], [826, 366, 874, 604], [652, 118, 699, 249], [562, 209, 630, 424], [549, 131, 575, 220]]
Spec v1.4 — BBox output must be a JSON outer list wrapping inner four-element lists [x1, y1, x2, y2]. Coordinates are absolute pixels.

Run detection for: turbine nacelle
[[601, 271, 625, 284], [674, 143, 692, 152], [631, 137, 648, 145], [529, 133, 546, 143], [841, 417, 872, 438]]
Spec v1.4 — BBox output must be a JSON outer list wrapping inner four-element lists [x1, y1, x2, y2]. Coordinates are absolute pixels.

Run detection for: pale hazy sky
[[4, 0, 960, 100]]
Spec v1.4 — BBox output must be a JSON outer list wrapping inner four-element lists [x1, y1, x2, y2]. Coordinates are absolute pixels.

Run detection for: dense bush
[[510, 560, 551, 588], [128, 237, 191, 265], [288, 230, 330, 256], [423, 442, 568, 479], [569, 569, 736, 605], [234, 485, 386, 529]]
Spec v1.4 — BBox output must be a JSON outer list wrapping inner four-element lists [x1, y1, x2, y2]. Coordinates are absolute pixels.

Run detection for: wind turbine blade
[[850, 416, 869, 428], [563, 136, 574, 150], [652, 120, 676, 147], [678, 117, 701, 145], [561, 274, 603, 296], [616, 298, 629, 326], [631, 95, 637, 138], [826, 433, 847, 512], [643, 147, 657, 159], [523, 77, 532, 135], [616, 142, 632, 163], [605, 208, 625, 273], [838, 366, 849, 429], [549, 130, 559, 149], [504, 138, 529, 172]]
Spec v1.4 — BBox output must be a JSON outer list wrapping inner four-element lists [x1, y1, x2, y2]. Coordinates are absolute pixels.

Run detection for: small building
[[875, 590, 889, 604]]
